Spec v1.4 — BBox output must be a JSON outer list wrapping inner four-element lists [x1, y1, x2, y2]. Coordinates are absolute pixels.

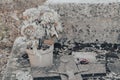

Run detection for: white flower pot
[[26, 45, 53, 67]]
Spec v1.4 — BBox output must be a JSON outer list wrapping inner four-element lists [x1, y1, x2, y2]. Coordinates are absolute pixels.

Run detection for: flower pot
[[26, 45, 53, 67]]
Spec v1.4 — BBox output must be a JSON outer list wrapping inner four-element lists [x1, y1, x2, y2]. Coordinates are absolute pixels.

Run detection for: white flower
[[23, 8, 40, 23], [21, 23, 37, 38]]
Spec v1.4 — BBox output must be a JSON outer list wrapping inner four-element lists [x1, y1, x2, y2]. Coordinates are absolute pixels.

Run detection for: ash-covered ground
[[0, 0, 46, 79], [52, 41, 120, 80], [1, 0, 120, 80]]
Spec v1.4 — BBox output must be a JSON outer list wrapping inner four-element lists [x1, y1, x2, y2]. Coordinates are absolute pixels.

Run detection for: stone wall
[[48, 3, 120, 43]]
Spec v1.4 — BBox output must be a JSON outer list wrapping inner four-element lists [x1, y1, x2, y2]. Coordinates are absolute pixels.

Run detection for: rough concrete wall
[[48, 3, 120, 43]]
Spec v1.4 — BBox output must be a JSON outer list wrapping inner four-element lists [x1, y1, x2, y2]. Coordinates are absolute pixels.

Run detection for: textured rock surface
[[48, 3, 120, 43]]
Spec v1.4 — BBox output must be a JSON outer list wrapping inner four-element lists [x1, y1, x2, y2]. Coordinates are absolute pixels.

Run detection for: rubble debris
[[72, 52, 97, 64], [106, 52, 119, 59], [21, 53, 29, 59], [9, 11, 19, 21], [2, 2, 120, 80], [22, 8, 40, 24], [107, 60, 120, 74], [4, 5, 63, 70], [15, 70, 32, 80], [106, 72, 120, 80]]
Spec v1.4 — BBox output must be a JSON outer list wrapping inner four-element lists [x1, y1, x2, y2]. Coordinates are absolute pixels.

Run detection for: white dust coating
[[46, 0, 120, 4]]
